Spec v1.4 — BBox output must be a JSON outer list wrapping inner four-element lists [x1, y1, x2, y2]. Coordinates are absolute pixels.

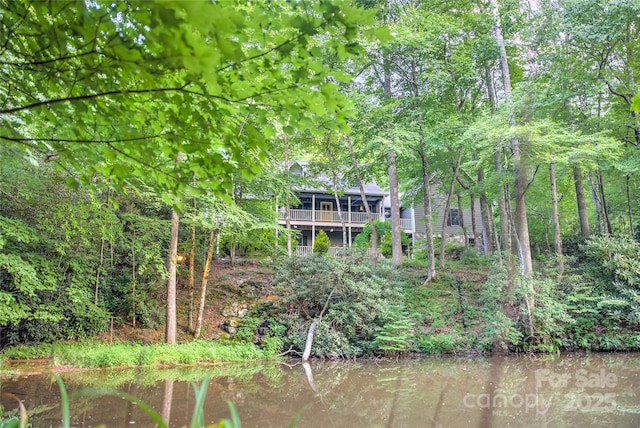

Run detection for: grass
[[1, 340, 278, 369]]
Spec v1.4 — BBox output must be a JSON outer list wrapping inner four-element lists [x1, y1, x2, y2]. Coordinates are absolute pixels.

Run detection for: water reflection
[[2, 354, 640, 427]]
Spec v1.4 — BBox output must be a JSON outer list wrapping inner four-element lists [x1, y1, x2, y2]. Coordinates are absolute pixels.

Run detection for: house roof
[[288, 161, 387, 197]]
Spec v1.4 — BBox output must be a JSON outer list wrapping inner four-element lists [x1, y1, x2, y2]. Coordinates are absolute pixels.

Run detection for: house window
[[290, 164, 303, 177], [447, 208, 460, 226]]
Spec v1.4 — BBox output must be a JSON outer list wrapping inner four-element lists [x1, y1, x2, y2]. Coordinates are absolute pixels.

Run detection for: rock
[[222, 317, 240, 334], [221, 302, 248, 318]]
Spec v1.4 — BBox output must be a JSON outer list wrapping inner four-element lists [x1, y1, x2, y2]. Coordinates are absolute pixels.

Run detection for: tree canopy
[[1, 0, 380, 208]]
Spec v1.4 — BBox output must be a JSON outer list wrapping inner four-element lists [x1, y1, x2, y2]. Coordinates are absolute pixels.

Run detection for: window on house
[[290, 164, 303, 177], [447, 208, 460, 226]]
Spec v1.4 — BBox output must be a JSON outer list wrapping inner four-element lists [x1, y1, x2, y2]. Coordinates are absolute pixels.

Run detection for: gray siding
[[413, 195, 484, 239]]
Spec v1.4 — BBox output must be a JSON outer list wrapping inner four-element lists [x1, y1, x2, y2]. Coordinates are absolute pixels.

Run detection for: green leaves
[[1, 0, 378, 210]]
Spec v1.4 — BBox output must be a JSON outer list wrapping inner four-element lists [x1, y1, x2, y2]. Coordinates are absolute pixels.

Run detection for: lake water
[[2, 353, 640, 427]]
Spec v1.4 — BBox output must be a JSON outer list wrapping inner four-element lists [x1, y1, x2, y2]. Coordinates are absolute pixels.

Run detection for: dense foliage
[[252, 254, 412, 357], [0, 146, 168, 346], [1, 0, 640, 358]]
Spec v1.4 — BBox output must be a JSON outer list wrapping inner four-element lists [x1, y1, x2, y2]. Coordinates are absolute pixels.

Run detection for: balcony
[[292, 246, 382, 258], [279, 209, 383, 224], [278, 209, 413, 231]]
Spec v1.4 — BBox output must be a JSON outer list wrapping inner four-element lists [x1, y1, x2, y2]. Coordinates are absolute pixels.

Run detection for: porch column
[[349, 226, 352, 247], [348, 196, 351, 224], [311, 194, 316, 249], [312, 194, 316, 222]]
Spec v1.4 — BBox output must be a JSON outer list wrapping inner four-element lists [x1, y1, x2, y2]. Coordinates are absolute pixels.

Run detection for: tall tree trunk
[[195, 227, 219, 339], [485, 66, 510, 255], [188, 183, 196, 332], [383, 53, 403, 265], [589, 172, 603, 233], [388, 150, 403, 265], [283, 131, 293, 257], [491, 0, 533, 279], [165, 209, 179, 344], [328, 142, 348, 248], [477, 168, 494, 255], [573, 165, 590, 236], [596, 171, 612, 234], [549, 162, 564, 274], [419, 141, 436, 281], [94, 187, 111, 305], [627, 175, 635, 236], [346, 134, 377, 261], [130, 227, 137, 327], [411, 57, 436, 281], [440, 150, 462, 269]]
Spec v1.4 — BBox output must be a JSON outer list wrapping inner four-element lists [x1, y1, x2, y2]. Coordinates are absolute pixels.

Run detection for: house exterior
[[277, 162, 413, 256], [278, 162, 484, 257], [412, 196, 485, 248]]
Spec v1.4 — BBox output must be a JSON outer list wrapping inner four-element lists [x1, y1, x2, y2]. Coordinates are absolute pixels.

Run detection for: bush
[[372, 305, 414, 355], [261, 255, 407, 358], [579, 234, 640, 325], [416, 333, 455, 354], [312, 230, 330, 255]]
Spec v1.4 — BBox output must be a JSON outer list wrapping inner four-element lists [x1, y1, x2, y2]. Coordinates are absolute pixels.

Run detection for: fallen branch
[[278, 346, 302, 357], [302, 287, 336, 362]]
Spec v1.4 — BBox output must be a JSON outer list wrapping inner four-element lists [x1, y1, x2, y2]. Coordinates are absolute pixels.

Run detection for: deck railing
[[279, 209, 412, 231], [292, 246, 380, 258]]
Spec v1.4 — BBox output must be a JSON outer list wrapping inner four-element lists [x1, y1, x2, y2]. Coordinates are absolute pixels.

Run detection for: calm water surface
[[2, 353, 640, 427]]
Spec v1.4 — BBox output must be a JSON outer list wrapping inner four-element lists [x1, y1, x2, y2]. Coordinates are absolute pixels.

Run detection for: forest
[[1, 0, 640, 357]]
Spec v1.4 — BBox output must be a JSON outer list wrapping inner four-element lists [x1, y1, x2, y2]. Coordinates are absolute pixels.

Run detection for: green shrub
[[262, 254, 406, 358], [313, 230, 330, 254], [372, 305, 414, 355], [416, 333, 455, 354]]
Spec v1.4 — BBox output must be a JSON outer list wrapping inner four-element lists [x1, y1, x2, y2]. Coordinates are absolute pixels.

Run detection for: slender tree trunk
[[188, 186, 196, 332], [627, 175, 634, 236], [485, 66, 510, 254], [132, 227, 136, 328], [597, 171, 612, 234], [549, 162, 564, 274], [195, 228, 219, 339], [346, 134, 377, 261], [477, 169, 494, 255], [411, 58, 436, 280], [440, 150, 462, 269], [331, 173, 348, 248], [383, 52, 403, 265], [589, 172, 603, 233], [573, 165, 590, 236], [283, 132, 293, 257], [388, 150, 403, 265], [491, 0, 533, 279], [419, 136, 436, 281], [94, 187, 111, 305], [165, 209, 180, 344], [328, 143, 348, 248]]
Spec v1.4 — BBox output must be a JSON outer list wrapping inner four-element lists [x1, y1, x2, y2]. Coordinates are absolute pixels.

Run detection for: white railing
[[288, 209, 312, 221], [279, 209, 385, 224], [293, 246, 373, 258], [279, 209, 413, 231], [293, 246, 313, 257]]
